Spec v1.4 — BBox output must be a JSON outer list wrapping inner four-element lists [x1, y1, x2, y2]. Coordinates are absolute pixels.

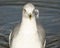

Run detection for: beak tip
[[29, 14, 32, 19]]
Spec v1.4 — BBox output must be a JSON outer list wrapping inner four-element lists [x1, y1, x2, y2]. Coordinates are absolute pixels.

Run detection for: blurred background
[[0, 0, 60, 48]]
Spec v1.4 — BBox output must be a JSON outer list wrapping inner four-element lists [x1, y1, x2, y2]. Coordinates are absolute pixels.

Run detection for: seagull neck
[[20, 17, 37, 32], [22, 17, 36, 24], [20, 18, 37, 35]]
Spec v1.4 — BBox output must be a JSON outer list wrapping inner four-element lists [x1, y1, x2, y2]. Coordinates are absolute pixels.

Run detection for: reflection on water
[[0, 1, 60, 48]]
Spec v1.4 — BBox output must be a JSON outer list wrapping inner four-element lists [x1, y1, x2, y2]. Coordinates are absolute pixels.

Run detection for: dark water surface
[[0, 0, 60, 48]]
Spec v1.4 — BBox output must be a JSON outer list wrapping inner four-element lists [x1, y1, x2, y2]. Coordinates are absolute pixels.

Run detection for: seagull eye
[[33, 9, 39, 18], [24, 9, 26, 13]]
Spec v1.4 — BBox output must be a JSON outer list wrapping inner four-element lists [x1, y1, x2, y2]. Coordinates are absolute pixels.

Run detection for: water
[[0, 1, 60, 48]]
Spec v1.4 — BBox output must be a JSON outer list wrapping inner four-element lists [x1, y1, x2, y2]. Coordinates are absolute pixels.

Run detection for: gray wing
[[9, 23, 21, 47], [36, 18, 46, 48]]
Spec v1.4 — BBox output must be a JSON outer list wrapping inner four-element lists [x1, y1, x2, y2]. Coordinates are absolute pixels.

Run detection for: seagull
[[9, 3, 46, 48]]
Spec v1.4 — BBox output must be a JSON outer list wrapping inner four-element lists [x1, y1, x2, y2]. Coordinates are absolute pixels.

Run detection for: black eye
[[33, 9, 39, 18], [24, 9, 26, 12]]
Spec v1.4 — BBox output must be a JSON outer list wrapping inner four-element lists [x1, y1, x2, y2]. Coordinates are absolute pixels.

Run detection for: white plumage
[[9, 3, 46, 48]]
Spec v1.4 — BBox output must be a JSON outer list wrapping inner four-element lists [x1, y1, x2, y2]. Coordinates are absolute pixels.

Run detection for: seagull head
[[23, 3, 39, 20]]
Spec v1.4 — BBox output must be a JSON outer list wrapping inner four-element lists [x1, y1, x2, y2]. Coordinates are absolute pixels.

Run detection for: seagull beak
[[29, 14, 32, 19]]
